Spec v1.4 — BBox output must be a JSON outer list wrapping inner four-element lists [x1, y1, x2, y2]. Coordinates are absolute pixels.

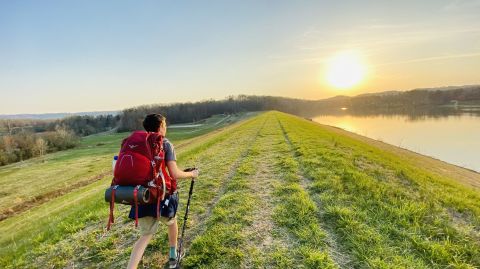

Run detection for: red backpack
[[106, 131, 172, 230]]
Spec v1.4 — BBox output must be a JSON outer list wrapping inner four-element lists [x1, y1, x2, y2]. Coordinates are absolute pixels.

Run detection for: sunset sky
[[1, 0, 479, 114]]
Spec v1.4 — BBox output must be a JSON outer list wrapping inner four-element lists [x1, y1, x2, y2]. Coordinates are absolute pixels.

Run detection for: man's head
[[143, 113, 167, 135]]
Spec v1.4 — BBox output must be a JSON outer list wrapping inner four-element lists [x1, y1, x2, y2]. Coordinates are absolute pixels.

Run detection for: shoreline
[[313, 121, 480, 190]]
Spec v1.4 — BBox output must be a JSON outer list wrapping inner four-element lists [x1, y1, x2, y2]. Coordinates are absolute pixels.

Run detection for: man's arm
[[166, 160, 199, 179]]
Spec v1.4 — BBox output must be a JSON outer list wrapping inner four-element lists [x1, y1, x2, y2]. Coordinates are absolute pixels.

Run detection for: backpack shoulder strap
[[143, 132, 154, 159], [146, 133, 164, 159]]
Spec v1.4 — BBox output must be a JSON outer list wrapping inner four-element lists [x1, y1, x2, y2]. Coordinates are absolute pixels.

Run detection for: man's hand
[[191, 169, 199, 178], [183, 167, 199, 178]]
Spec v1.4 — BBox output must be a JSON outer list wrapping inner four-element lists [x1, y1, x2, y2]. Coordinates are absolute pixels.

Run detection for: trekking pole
[[176, 167, 197, 267]]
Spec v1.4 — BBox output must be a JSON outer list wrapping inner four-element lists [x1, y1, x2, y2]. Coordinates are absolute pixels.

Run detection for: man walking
[[127, 114, 199, 269]]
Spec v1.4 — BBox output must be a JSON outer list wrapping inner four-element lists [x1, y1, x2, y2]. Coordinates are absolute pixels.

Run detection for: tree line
[[55, 114, 120, 136], [318, 86, 480, 113], [117, 86, 480, 132], [0, 115, 119, 166], [0, 126, 78, 166], [118, 95, 319, 131], [2, 86, 479, 165], [0, 115, 119, 136]]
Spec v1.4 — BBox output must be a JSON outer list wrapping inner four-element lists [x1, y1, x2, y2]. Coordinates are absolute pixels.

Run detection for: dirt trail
[[183, 115, 301, 268], [241, 122, 294, 268], [183, 119, 267, 248]]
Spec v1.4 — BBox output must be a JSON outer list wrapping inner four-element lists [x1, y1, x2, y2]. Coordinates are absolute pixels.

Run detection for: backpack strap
[[146, 133, 168, 219], [156, 186, 161, 220], [147, 133, 164, 181], [133, 185, 140, 227], [145, 133, 155, 181], [159, 159, 174, 195], [107, 185, 118, 231]]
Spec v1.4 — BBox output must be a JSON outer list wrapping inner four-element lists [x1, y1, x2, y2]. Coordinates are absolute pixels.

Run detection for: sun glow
[[326, 51, 367, 89]]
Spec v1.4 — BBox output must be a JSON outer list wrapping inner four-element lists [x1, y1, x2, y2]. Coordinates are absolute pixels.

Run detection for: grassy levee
[[2, 111, 479, 268], [168, 113, 256, 141], [0, 113, 263, 268], [0, 112, 256, 268], [0, 113, 249, 221], [275, 112, 480, 268], [131, 114, 267, 268], [181, 121, 265, 268], [270, 118, 338, 268], [183, 113, 337, 268]]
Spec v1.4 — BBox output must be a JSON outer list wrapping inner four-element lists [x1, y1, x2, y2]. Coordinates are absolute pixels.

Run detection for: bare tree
[[33, 137, 48, 157]]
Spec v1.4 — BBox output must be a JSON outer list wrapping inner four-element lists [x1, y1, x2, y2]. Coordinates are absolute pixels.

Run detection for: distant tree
[[1, 135, 17, 164], [33, 137, 47, 157]]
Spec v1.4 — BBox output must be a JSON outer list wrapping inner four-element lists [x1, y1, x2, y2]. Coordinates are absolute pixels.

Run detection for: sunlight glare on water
[[313, 114, 480, 172]]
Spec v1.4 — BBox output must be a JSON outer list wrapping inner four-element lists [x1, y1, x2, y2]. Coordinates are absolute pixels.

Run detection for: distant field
[[1, 111, 479, 268], [0, 113, 249, 222], [167, 113, 256, 141]]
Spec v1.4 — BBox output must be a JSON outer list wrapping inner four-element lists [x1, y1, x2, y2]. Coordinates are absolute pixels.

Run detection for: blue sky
[[1, 0, 479, 113]]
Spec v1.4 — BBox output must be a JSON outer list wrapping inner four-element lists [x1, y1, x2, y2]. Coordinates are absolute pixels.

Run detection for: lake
[[313, 112, 480, 172]]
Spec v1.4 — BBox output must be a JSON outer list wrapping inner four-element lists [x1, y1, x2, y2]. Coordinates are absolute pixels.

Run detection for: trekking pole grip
[[183, 167, 197, 180], [183, 167, 196, 172]]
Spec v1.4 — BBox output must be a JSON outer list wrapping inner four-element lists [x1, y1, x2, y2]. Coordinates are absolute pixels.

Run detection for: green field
[[1, 111, 479, 268]]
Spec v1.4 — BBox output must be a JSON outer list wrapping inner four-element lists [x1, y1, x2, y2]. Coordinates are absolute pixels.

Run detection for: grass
[[276, 112, 480, 268], [1, 111, 479, 268], [0, 113, 255, 267], [182, 122, 263, 268], [184, 116, 337, 268], [167, 113, 256, 141], [0, 132, 124, 216], [0, 113, 250, 220]]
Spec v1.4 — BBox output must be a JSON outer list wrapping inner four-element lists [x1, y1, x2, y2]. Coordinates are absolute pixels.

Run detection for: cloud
[[268, 21, 480, 66], [375, 52, 480, 66]]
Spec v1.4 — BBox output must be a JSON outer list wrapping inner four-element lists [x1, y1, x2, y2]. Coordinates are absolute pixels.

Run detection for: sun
[[325, 51, 367, 89]]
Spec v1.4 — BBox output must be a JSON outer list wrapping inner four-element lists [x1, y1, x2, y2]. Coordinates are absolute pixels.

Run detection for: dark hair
[[143, 113, 166, 132]]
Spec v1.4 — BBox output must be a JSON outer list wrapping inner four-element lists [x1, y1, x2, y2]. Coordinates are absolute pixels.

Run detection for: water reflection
[[312, 111, 480, 172], [308, 105, 480, 122]]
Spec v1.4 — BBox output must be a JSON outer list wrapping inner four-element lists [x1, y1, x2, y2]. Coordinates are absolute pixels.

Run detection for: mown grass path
[[183, 114, 337, 268]]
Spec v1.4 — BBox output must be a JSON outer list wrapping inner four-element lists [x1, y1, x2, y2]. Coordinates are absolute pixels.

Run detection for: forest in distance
[[118, 85, 480, 130], [1, 85, 479, 166]]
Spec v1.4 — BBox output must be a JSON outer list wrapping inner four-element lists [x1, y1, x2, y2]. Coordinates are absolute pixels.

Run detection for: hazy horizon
[[1, 1, 480, 114], [1, 83, 479, 116]]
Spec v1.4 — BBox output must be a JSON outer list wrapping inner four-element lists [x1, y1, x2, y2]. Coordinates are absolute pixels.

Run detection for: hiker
[[126, 114, 199, 269]]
